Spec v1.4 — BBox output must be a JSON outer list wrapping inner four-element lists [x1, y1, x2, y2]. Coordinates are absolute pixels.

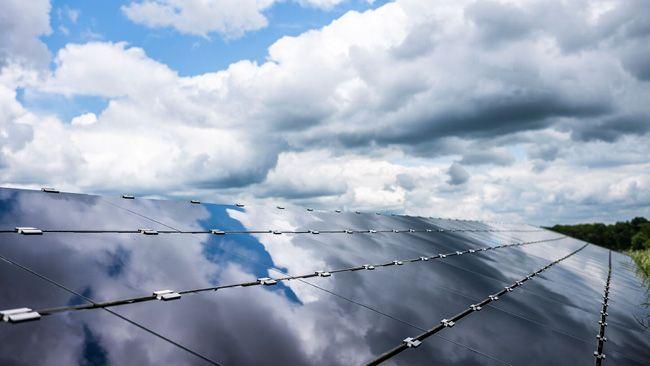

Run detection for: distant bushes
[[547, 217, 650, 280], [548, 217, 650, 251]]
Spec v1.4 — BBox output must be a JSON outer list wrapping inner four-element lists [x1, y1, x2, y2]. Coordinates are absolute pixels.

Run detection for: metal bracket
[[1, 308, 41, 323], [258, 277, 278, 286], [153, 290, 181, 301], [403, 337, 421, 348], [15, 227, 43, 235], [441, 319, 455, 327]]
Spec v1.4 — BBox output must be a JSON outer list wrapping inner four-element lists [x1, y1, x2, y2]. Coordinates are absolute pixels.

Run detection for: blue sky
[[25, 0, 389, 122], [45, 0, 389, 75]]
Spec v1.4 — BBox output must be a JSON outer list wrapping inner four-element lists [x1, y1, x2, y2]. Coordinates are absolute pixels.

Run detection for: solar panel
[[0, 187, 648, 365]]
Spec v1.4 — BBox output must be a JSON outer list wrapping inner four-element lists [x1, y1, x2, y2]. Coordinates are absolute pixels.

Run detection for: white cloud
[[122, 0, 349, 38], [1, 0, 649, 225], [0, 0, 51, 67], [70, 112, 97, 126]]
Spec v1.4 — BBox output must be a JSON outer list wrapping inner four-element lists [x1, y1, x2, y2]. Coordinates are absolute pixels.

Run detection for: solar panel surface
[[0, 187, 648, 365]]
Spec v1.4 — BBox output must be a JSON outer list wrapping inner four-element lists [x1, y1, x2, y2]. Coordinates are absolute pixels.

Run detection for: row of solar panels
[[0, 187, 648, 365]]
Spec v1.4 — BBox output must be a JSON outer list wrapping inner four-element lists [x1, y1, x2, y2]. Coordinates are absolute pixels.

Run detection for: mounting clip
[[258, 277, 278, 286], [403, 337, 422, 348], [153, 290, 181, 301], [0, 308, 41, 323], [15, 227, 43, 235], [441, 319, 455, 327], [139, 229, 159, 235]]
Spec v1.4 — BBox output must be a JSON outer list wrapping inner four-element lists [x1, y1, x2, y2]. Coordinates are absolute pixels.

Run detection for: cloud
[[569, 113, 650, 142], [122, 0, 348, 39], [447, 162, 469, 186], [0, 0, 51, 68], [1, 0, 649, 225]]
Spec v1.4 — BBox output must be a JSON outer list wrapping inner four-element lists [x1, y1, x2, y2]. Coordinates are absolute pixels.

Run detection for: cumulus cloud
[[122, 0, 348, 38], [1, 0, 649, 224], [0, 0, 51, 67], [447, 162, 469, 186]]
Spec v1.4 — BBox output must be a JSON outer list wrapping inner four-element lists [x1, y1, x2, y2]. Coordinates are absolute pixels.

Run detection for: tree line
[[547, 217, 650, 251]]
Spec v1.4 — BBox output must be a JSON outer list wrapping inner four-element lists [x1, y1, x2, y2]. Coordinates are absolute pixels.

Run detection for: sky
[[0, 0, 648, 225]]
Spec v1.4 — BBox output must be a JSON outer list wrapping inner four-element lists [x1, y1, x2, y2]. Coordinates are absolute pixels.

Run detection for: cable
[[0, 253, 222, 366], [4, 237, 565, 319], [594, 250, 611, 365], [363, 243, 588, 366]]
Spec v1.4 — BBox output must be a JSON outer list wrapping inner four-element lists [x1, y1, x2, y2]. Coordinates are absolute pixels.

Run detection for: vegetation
[[547, 217, 650, 279]]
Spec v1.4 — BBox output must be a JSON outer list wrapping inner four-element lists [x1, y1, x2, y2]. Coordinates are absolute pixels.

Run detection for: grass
[[629, 249, 650, 280]]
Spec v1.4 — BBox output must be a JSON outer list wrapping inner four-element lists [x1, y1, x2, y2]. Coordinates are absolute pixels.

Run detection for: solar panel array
[[0, 187, 648, 365]]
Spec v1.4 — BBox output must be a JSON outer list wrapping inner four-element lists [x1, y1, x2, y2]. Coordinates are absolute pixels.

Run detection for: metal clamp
[[272, 230, 282, 235], [593, 352, 606, 359], [139, 229, 159, 235], [393, 260, 403, 266], [258, 277, 278, 286], [153, 290, 181, 301], [310, 230, 320, 234], [277, 206, 285, 210], [315, 271, 331, 277], [470, 304, 482, 311], [369, 230, 377, 234], [335, 209, 342, 213], [15, 227, 43, 235], [41, 187, 59, 193], [190, 199, 200, 204], [420, 256, 429, 261], [403, 337, 421, 348], [455, 251, 463, 255], [211, 229, 226, 235], [122, 194, 135, 199], [1, 308, 41, 323], [469, 249, 476, 253], [596, 335, 607, 341], [235, 203, 245, 207], [441, 319, 455, 327], [489, 295, 499, 301], [345, 230, 354, 234], [363, 265, 375, 270], [440, 254, 447, 258], [306, 208, 314, 211]]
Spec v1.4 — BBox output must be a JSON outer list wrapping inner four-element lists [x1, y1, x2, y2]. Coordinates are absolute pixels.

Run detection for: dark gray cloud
[[459, 150, 514, 166], [570, 113, 650, 142], [447, 162, 469, 186]]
